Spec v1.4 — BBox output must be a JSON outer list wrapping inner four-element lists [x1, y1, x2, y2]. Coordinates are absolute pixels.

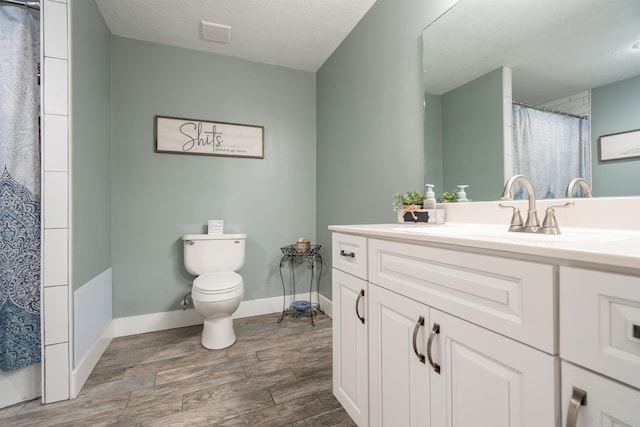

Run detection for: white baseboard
[[71, 322, 113, 398], [112, 308, 203, 337], [112, 293, 333, 337]]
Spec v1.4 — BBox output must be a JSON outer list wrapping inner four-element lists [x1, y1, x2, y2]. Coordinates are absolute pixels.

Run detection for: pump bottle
[[423, 184, 437, 209]]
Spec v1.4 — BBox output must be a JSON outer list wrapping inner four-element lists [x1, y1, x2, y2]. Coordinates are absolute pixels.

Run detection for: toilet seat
[[193, 272, 243, 295]]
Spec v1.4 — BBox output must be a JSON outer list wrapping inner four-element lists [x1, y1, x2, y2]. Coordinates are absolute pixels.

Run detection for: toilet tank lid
[[183, 233, 247, 241]]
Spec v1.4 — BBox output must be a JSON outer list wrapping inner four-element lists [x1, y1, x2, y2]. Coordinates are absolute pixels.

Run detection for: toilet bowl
[[192, 272, 243, 349], [183, 233, 246, 350]]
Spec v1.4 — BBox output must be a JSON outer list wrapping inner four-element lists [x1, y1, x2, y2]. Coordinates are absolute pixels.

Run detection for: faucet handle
[[541, 202, 574, 234], [499, 203, 524, 232]]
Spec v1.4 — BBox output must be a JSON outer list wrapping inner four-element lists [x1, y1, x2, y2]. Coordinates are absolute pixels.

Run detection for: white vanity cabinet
[[560, 267, 640, 427], [330, 224, 640, 427], [367, 238, 558, 427], [332, 233, 369, 426]]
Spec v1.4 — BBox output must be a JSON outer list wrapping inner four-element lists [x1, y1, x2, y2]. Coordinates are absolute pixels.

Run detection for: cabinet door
[[429, 309, 559, 427], [332, 269, 368, 426], [369, 284, 430, 427], [561, 361, 640, 427]]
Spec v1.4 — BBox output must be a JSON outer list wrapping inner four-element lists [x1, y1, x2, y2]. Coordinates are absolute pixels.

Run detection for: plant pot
[[403, 204, 423, 211]]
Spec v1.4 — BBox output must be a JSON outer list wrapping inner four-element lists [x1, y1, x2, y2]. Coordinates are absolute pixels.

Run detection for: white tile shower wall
[[41, 0, 70, 403], [502, 67, 513, 182], [44, 286, 69, 345], [43, 343, 70, 403], [43, 114, 68, 171], [43, 171, 68, 228], [43, 57, 68, 115], [43, 228, 68, 287], [539, 90, 591, 118], [43, 0, 67, 59]]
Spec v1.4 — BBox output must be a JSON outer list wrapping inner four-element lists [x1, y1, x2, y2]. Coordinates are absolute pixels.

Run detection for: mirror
[[423, 0, 640, 201]]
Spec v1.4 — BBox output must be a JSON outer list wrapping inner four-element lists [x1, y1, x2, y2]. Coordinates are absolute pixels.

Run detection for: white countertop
[[329, 223, 640, 271]]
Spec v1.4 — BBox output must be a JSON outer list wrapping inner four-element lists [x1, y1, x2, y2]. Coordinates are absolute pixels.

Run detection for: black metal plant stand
[[278, 244, 324, 325]]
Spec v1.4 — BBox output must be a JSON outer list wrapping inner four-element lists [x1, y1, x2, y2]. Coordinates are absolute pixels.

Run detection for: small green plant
[[392, 190, 425, 211], [437, 189, 458, 203]]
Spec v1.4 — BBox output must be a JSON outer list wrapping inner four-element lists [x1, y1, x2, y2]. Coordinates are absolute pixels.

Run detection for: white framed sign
[[155, 115, 264, 159], [598, 128, 640, 161]]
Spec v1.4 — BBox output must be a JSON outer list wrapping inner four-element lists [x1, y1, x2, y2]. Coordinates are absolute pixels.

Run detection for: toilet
[[182, 233, 246, 349]]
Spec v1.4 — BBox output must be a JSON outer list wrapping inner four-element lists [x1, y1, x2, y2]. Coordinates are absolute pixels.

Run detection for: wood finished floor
[[0, 313, 355, 427]]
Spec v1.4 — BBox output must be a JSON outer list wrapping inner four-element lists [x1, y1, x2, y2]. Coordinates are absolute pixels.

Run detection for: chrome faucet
[[566, 178, 592, 198], [501, 175, 540, 233]]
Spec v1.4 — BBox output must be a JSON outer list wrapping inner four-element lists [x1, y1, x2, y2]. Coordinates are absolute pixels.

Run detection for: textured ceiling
[[424, 0, 640, 104], [95, 0, 378, 72]]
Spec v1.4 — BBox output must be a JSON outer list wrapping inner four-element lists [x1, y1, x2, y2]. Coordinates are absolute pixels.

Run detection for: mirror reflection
[[423, 0, 640, 201]]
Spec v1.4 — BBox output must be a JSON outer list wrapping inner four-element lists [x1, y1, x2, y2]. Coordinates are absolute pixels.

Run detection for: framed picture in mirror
[[598, 129, 640, 162]]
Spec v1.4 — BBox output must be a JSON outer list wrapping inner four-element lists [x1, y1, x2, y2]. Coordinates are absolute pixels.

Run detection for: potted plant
[[392, 190, 425, 212], [437, 189, 457, 203]]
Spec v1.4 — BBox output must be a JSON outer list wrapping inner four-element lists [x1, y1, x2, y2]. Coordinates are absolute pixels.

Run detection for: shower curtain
[[512, 104, 591, 199], [0, 4, 41, 372]]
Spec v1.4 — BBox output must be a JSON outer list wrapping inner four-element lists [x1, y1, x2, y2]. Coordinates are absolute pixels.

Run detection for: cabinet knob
[[566, 386, 587, 427]]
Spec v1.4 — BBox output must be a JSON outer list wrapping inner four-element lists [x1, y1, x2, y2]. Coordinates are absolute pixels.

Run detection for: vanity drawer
[[368, 238, 557, 353], [560, 266, 640, 390], [332, 233, 368, 280]]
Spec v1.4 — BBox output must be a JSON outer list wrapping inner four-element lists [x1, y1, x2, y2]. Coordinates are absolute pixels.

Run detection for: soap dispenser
[[424, 184, 437, 209], [456, 185, 469, 202]]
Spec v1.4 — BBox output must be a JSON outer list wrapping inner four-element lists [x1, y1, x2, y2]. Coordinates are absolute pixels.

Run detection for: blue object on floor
[[292, 300, 311, 312]]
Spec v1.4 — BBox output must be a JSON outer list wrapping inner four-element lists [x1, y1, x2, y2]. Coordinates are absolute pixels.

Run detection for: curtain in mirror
[[512, 104, 591, 199], [0, 4, 41, 372]]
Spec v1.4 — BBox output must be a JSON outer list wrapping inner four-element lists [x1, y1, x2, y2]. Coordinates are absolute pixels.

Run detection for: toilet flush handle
[[185, 240, 195, 246]]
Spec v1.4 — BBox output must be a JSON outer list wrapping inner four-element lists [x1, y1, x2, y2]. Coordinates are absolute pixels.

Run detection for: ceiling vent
[[200, 21, 232, 44]]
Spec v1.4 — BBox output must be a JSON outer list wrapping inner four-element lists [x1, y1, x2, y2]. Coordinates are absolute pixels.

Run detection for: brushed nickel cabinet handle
[[427, 322, 441, 374], [355, 289, 365, 324], [412, 316, 426, 364], [566, 386, 587, 427], [340, 250, 355, 258]]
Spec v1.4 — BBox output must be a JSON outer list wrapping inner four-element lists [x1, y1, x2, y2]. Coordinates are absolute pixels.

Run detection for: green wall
[[110, 37, 316, 318], [316, 0, 458, 298], [591, 74, 640, 197], [71, 0, 111, 290], [441, 68, 504, 201]]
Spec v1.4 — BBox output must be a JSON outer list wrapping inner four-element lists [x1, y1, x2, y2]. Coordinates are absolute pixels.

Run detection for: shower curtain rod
[[513, 101, 588, 120], [0, 0, 39, 10]]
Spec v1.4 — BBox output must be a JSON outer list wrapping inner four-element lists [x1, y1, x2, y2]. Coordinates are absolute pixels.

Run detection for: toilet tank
[[182, 233, 246, 276]]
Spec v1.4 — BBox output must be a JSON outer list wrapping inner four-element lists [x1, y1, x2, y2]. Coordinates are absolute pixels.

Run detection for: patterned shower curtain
[[512, 104, 591, 199], [0, 4, 41, 372]]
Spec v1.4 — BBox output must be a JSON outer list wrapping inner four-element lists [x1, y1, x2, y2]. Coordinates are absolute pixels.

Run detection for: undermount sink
[[391, 223, 634, 244]]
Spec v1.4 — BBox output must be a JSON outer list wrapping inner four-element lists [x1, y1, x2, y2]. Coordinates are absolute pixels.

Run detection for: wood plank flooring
[[0, 313, 356, 426]]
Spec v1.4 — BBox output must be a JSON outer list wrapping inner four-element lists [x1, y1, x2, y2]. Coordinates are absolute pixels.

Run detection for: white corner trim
[[70, 321, 113, 398]]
